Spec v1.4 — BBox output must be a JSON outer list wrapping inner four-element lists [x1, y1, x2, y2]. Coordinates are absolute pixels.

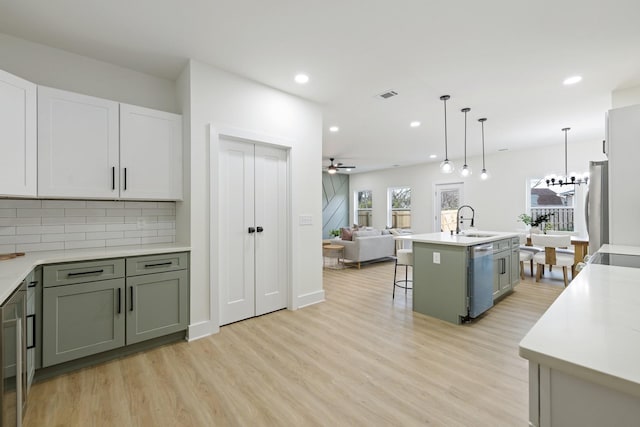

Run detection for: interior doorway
[[434, 182, 464, 232]]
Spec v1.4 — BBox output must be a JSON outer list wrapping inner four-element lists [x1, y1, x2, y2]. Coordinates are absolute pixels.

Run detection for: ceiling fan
[[325, 158, 356, 174]]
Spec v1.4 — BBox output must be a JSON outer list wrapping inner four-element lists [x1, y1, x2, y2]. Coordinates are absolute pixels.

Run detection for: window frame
[[387, 186, 411, 229]]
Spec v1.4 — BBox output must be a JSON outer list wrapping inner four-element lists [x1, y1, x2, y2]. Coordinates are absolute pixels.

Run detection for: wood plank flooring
[[24, 261, 563, 427]]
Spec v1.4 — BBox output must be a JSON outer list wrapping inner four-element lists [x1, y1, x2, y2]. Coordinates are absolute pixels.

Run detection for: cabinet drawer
[[43, 259, 125, 287], [493, 239, 511, 251], [511, 237, 520, 247], [126, 252, 188, 276]]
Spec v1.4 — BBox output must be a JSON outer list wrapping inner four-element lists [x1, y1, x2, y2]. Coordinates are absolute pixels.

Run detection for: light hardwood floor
[[24, 261, 563, 427]]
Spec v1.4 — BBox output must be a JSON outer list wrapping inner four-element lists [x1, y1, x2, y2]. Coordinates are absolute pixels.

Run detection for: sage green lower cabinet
[[42, 279, 125, 367], [511, 246, 520, 287], [125, 270, 188, 345]]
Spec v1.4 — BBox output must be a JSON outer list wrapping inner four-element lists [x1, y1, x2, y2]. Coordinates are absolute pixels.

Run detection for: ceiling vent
[[376, 90, 398, 100]]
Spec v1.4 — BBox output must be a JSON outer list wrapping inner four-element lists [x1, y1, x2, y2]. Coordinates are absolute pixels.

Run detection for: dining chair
[[518, 234, 536, 279], [531, 234, 575, 287]]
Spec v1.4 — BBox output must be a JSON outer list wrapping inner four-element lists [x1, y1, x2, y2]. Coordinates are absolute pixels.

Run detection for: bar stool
[[393, 249, 413, 299]]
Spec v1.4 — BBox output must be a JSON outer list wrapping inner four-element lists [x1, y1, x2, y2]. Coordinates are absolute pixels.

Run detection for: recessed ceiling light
[[410, 121, 421, 128], [294, 73, 309, 84], [329, 126, 339, 132], [429, 154, 437, 159], [563, 75, 582, 85]]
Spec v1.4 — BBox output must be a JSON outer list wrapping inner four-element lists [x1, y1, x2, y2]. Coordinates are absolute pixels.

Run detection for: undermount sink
[[461, 232, 498, 238]]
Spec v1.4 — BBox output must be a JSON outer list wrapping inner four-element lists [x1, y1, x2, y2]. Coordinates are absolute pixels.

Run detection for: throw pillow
[[340, 227, 353, 241], [352, 229, 380, 239]]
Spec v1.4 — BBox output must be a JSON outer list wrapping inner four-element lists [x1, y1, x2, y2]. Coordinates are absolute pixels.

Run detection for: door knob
[[257, 226, 264, 233], [248, 227, 256, 233]]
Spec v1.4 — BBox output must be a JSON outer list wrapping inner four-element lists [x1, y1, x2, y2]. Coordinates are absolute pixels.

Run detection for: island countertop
[[395, 231, 519, 246], [519, 244, 640, 398], [0, 243, 191, 304]]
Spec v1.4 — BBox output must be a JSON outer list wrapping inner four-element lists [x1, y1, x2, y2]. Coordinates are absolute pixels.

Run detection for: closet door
[[219, 139, 256, 325], [254, 145, 288, 316]]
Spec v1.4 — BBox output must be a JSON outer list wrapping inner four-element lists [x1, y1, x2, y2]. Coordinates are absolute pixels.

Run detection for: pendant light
[[478, 118, 489, 180], [545, 128, 588, 186], [459, 107, 472, 177], [439, 95, 454, 173]]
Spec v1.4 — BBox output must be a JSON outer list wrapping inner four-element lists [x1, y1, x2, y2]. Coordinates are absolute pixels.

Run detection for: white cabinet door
[[0, 70, 37, 197], [120, 104, 183, 200], [38, 86, 119, 198]]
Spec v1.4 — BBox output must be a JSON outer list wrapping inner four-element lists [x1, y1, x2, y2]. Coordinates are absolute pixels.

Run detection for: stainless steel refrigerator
[[586, 160, 609, 255]]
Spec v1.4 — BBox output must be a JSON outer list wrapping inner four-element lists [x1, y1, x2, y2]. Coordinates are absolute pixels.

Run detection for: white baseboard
[[296, 290, 325, 309], [187, 320, 219, 341]]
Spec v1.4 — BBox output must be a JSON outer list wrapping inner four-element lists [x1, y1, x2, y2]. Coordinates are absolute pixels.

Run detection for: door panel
[[254, 145, 288, 316], [219, 139, 255, 325]]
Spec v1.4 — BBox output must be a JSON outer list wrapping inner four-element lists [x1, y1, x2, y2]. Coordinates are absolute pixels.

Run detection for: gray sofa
[[337, 229, 395, 268]]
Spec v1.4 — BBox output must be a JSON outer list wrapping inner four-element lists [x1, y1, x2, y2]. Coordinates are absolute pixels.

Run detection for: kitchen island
[[519, 244, 640, 427], [396, 231, 520, 324]]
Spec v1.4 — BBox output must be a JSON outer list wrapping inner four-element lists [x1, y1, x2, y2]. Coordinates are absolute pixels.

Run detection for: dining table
[[526, 235, 589, 275]]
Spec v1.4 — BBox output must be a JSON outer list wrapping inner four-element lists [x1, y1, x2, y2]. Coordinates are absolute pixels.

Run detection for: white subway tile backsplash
[[0, 235, 41, 244], [106, 238, 141, 247], [64, 208, 106, 217], [85, 231, 124, 240], [65, 240, 106, 250], [124, 230, 157, 238], [0, 199, 175, 252], [17, 208, 64, 217], [124, 201, 157, 209], [141, 236, 173, 244], [0, 244, 16, 253], [0, 200, 42, 208], [86, 201, 125, 208], [86, 217, 124, 224], [42, 233, 86, 242], [65, 224, 106, 233], [0, 217, 41, 226], [42, 200, 86, 208], [106, 209, 141, 217], [17, 242, 64, 252], [0, 209, 17, 218], [105, 223, 138, 232], [42, 217, 87, 225], [16, 225, 65, 235], [0, 227, 16, 236]]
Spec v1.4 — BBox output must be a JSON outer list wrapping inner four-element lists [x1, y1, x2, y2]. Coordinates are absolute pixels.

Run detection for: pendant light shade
[[478, 118, 489, 180], [459, 107, 472, 178], [439, 95, 455, 173]]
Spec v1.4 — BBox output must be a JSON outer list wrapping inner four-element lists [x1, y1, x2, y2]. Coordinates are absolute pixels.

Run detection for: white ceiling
[[1, 0, 639, 173]]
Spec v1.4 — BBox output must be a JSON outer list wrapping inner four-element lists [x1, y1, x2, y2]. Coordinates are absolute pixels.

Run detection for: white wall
[[179, 59, 324, 339], [612, 85, 640, 109], [349, 138, 606, 236], [0, 32, 178, 113]]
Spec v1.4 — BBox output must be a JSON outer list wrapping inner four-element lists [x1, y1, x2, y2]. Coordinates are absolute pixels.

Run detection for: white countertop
[[0, 243, 191, 304], [395, 231, 519, 247], [519, 258, 640, 398], [599, 244, 640, 256]]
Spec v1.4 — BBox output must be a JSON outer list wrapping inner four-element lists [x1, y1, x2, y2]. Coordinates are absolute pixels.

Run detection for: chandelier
[[545, 127, 589, 187]]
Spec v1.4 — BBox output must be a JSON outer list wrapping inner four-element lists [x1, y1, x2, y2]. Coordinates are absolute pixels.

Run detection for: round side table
[[323, 244, 345, 269]]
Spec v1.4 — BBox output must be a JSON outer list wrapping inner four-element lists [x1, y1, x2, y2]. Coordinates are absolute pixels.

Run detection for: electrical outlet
[[433, 252, 441, 264]]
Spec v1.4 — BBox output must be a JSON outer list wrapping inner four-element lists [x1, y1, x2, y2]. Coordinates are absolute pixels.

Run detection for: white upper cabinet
[[119, 104, 183, 200], [37, 86, 183, 200], [0, 70, 37, 197], [38, 86, 120, 198]]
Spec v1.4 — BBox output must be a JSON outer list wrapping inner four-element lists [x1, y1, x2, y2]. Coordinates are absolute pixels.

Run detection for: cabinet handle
[[130, 286, 134, 312], [67, 269, 104, 277], [117, 288, 121, 314], [144, 262, 172, 268], [248, 227, 256, 234], [602, 140, 606, 154], [112, 166, 115, 190], [26, 314, 36, 349], [28, 281, 38, 288], [124, 167, 127, 190], [257, 226, 264, 233]]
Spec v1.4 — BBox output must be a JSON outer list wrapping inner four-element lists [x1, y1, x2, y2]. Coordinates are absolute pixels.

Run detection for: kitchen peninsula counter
[[519, 244, 640, 426]]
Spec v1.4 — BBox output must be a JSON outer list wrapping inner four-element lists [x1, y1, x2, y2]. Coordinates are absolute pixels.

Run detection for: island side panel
[[413, 241, 467, 324]]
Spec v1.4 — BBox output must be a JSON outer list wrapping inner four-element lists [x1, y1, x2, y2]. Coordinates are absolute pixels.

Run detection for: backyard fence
[[531, 207, 574, 231]]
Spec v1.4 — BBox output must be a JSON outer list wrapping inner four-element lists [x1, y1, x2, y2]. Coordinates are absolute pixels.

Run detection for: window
[[355, 190, 372, 226], [528, 178, 575, 231], [388, 187, 411, 229]]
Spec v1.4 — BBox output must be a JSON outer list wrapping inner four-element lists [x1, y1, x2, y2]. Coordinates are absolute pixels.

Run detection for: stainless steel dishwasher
[[467, 243, 494, 318]]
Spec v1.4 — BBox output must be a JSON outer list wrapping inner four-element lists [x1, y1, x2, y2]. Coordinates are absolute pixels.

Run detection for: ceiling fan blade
[[336, 165, 356, 169]]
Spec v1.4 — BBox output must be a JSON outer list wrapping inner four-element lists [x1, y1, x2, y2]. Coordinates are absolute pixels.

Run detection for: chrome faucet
[[456, 205, 475, 234]]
